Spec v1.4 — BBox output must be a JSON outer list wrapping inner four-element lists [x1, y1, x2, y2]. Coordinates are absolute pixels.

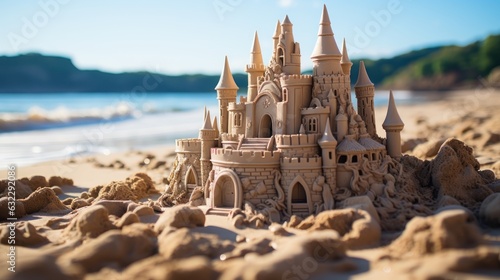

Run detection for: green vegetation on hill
[[0, 53, 247, 93], [351, 34, 500, 90], [0, 34, 499, 93]]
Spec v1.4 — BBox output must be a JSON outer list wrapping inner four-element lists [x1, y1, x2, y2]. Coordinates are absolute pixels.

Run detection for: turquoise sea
[[0, 91, 429, 166]]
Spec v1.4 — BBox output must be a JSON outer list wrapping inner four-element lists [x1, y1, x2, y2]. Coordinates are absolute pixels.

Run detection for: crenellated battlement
[[275, 134, 318, 147], [280, 156, 322, 170], [211, 148, 281, 167], [228, 102, 245, 111], [175, 138, 202, 153], [355, 86, 374, 98], [220, 133, 242, 142], [280, 74, 313, 86], [245, 63, 265, 72], [314, 74, 351, 85]]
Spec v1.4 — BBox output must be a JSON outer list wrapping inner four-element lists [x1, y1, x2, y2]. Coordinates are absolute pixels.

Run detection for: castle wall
[[281, 74, 313, 134], [275, 134, 319, 158], [280, 157, 323, 216], [212, 165, 278, 207], [174, 139, 203, 192]]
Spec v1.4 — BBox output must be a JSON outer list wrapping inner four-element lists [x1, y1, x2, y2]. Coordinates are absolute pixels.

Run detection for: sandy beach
[[1, 89, 499, 279]]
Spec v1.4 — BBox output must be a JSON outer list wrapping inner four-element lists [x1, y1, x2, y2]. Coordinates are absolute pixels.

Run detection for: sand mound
[[431, 138, 494, 209], [158, 227, 234, 260], [48, 176, 74, 187], [0, 254, 73, 280], [60, 226, 157, 274], [125, 172, 157, 199], [293, 208, 381, 249], [479, 193, 500, 227], [221, 231, 349, 279], [90, 173, 157, 202], [0, 179, 33, 199], [121, 255, 217, 280], [387, 209, 482, 258], [0, 221, 48, 247], [154, 205, 205, 233], [27, 175, 49, 190], [19, 187, 68, 214], [0, 198, 26, 220], [64, 205, 115, 240]]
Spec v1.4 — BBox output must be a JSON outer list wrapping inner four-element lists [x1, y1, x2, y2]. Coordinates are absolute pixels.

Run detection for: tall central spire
[[311, 5, 342, 75]]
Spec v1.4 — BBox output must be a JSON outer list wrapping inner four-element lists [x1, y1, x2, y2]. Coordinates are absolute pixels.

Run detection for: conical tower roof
[[212, 116, 219, 134], [202, 110, 213, 130], [249, 31, 264, 67], [273, 20, 281, 38], [340, 38, 351, 64], [215, 56, 239, 90], [282, 15, 292, 25], [354, 61, 374, 88], [382, 91, 404, 129], [311, 5, 341, 59], [319, 118, 337, 145]]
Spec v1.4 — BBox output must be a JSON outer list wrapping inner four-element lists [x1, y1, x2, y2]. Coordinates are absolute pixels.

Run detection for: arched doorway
[[287, 176, 312, 217], [259, 114, 273, 138], [185, 166, 198, 193], [214, 175, 235, 208]]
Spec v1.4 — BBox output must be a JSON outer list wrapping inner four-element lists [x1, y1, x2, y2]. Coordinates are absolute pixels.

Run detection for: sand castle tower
[[276, 15, 301, 75], [199, 111, 218, 187], [246, 32, 265, 102], [354, 61, 377, 138], [318, 119, 337, 189], [340, 38, 353, 76], [310, 5, 343, 76], [215, 56, 239, 134], [383, 91, 404, 158]]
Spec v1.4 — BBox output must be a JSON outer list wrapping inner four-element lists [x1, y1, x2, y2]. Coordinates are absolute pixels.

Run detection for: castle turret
[[199, 110, 218, 187], [272, 20, 281, 57], [383, 91, 404, 158], [354, 61, 377, 138], [310, 5, 342, 76], [246, 32, 265, 102], [335, 106, 348, 142], [215, 56, 239, 134], [318, 118, 337, 189], [340, 38, 353, 76], [276, 15, 301, 75]]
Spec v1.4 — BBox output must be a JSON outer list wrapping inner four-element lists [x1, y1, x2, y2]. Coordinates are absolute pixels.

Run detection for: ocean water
[[0, 90, 423, 167]]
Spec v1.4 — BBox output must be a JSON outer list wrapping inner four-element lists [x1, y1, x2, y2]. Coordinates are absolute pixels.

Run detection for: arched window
[[352, 155, 358, 163], [234, 113, 242, 127], [308, 118, 317, 133], [283, 89, 288, 102], [278, 48, 284, 65], [372, 153, 376, 161], [339, 155, 347, 164], [328, 151, 332, 160]]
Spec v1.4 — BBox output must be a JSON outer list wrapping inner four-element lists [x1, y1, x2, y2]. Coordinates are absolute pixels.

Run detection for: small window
[[339, 155, 347, 164], [328, 151, 332, 160], [372, 153, 376, 161], [234, 113, 242, 127], [352, 155, 358, 163], [308, 118, 318, 133], [364, 154, 369, 159], [283, 89, 288, 102]]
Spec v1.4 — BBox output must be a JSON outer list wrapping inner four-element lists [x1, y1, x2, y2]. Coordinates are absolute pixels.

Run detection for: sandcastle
[[161, 5, 405, 219]]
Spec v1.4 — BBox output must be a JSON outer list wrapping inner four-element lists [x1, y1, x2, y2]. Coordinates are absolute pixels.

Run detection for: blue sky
[[1, 0, 499, 75]]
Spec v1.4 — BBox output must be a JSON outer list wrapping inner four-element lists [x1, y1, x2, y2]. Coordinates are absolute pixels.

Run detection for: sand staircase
[[237, 137, 274, 151]]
